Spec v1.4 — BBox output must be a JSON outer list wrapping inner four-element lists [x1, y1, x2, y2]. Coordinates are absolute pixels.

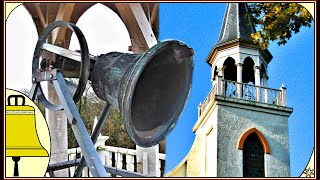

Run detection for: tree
[[102, 108, 136, 149], [248, 3, 313, 49], [67, 89, 166, 153], [67, 89, 136, 149]]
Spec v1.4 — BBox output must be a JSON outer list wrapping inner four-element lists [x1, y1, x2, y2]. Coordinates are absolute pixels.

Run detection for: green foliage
[[103, 108, 135, 149], [67, 90, 105, 148], [248, 3, 313, 49], [68, 90, 135, 149]]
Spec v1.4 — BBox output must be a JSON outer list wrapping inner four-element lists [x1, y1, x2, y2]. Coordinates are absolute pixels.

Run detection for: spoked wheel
[[32, 21, 90, 110]]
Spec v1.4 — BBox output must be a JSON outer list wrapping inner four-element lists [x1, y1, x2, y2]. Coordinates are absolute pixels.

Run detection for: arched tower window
[[243, 133, 265, 177], [242, 57, 255, 84], [223, 57, 236, 81], [238, 128, 270, 177]]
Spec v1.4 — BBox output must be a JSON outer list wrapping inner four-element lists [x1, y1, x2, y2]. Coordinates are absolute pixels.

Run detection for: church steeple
[[206, 3, 273, 88], [218, 3, 256, 44], [166, 3, 293, 177], [206, 3, 273, 68]]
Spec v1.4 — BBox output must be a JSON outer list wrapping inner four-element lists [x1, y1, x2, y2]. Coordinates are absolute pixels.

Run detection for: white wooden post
[[255, 66, 261, 102], [92, 117, 109, 177], [264, 88, 269, 103], [198, 102, 202, 117], [281, 83, 287, 106], [236, 63, 243, 98], [255, 66, 261, 86], [261, 73, 268, 103], [217, 67, 224, 78], [83, 166, 89, 177], [46, 76, 68, 177], [217, 76, 222, 95], [157, 158, 161, 177], [116, 152, 123, 169], [68, 153, 76, 176], [143, 152, 149, 175], [116, 152, 123, 177], [105, 151, 112, 177], [126, 155, 135, 172], [97, 150, 106, 173], [136, 145, 160, 176]]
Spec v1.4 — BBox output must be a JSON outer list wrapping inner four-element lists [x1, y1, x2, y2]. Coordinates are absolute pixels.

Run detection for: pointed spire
[[218, 3, 256, 44], [206, 3, 273, 66]]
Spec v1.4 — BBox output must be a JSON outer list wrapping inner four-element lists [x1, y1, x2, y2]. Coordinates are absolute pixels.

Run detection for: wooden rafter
[[34, 3, 46, 27], [116, 3, 158, 53], [24, 2, 159, 50], [53, 3, 75, 47]]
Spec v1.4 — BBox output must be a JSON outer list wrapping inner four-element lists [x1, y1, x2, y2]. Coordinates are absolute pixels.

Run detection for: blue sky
[[159, 3, 315, 177]]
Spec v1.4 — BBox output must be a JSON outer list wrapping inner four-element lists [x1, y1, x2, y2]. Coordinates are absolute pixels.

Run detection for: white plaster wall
[[239, 46, 260, 66], [194, 103, 219, 177], [212, 46, 269, 70], [213, 46, 241, 68], [205, 125, 218, 176], [204, 107, 218, 176], [216, 104, 290, 177]]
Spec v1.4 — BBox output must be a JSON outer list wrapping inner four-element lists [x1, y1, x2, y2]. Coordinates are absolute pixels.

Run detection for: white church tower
[[167, 3, 293, 177]]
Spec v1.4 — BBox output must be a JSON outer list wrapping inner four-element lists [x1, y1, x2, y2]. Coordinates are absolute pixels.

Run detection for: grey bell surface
[[91, 40, 194, 147]]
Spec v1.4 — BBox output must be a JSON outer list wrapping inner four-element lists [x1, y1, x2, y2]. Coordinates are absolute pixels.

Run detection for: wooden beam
[[129, 3, 157, 47], [55, 3, 75, 21], [151, 4, 158, 26], [150, 3, 159, 39], [34, 3, 46, 27], [24, 3, 45, 34], [52, 3, 76, 47], [40, 3, 60, 25], [24, 3, 59, 35], [116, 3, 157, 53]]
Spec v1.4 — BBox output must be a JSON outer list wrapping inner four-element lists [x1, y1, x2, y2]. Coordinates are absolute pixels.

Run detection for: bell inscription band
[[6, 95, 49, 176]]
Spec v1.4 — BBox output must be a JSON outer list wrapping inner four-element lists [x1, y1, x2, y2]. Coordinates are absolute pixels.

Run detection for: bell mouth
[[124, 40, 194, 147]]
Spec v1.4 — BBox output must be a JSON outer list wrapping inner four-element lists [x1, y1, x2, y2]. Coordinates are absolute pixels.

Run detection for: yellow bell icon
[[6, 95, 49, 176]]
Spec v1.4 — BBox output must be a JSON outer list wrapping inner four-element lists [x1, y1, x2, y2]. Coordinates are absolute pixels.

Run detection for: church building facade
[[166, 3, 293, 177]]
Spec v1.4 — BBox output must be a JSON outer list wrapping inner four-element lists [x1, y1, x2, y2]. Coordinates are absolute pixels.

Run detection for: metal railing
[[198, 86, 217, 116], [198, 77, 287, 117], [65, 145, 166, 177]]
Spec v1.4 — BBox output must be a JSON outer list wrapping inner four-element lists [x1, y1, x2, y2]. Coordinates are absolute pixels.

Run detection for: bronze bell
[[91, 40, 194, 147]]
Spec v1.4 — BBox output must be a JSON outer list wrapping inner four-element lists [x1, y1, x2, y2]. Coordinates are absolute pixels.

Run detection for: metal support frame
[[29, 71, 107, 177], [74, 103, 111, 177], [30, 70, 149, 177], [47, 159, 154, 177]]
